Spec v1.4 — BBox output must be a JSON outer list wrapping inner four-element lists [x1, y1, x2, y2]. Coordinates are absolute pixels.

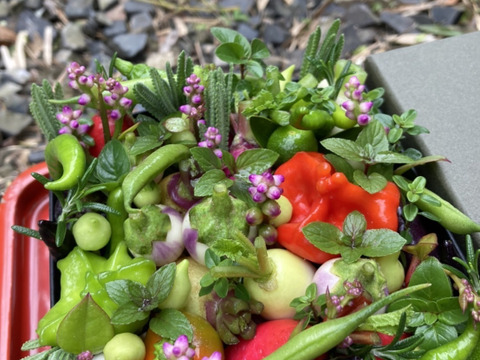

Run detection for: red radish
[[225, 319, 327, 360]]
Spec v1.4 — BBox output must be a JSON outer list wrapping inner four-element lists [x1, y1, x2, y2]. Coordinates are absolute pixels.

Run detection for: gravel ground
[[1, 0, 479, 199]]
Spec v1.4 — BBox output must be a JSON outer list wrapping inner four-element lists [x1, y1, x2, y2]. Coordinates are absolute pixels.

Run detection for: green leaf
[[251, 39, 270, 59], [403, 203, 419, 222], [110, 302, 150, 325], [353, 170, 388, 194], [105, 280, 133, 306], [29, 83, 61, 141], [375, 151, 415, 164], [95, 139, 130, 183], [210, 237, 255, 260], [211, 27, 251, 56], [11, 225, 42, 240], [249, 116, 278, 148], [360, 229, 407, 257], [190, 146, 222, 171], [356, 120, 389, 152], [320, 138, 364, 162], [56, 294, 114, 354], [324, 153, 354, 181], [129, 135, 164, 156], [214, 277, 230, 298], [163, 117, 189, 133], [340, 247, 364, 263], [415, 322, 458, 351], [194, 169, 234, 197], [246, 59, 264, 78], [394, 155, 449, 175], [302, 222, 344, 255], [235, 148, 279, 177], [147, 262, 177, 303], [342, 211, 367, 239], [215, 43, 246, 64], [409, 257, 453, 301], [150, 309, 194, 341]]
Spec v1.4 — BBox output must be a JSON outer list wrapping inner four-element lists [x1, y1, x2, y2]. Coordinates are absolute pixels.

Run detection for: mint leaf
[[194, 169, 234, 197], [360, 229, 407, 258], [95, 139, 130, 183], [235, 148, 279, 176], [110, 302, 150, 325], [105, 280, 133, 306], [340, 247, 364, 263], [190, 147, 222, 171], [302, 222, 344, 255], [320, 138, 364, 162], [353, 170, 388, 194], [150, 309, 194, 341], [147, 263, 177, 304], [375, 151, 414, 164], [342, 211, 367, 239], [356, 120, 389, 152]]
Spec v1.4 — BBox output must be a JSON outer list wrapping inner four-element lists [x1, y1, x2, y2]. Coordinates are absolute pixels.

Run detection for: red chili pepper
[[87, 114, 133, 157], [275, 152, 400, 264], [225, 319, 327, 360]]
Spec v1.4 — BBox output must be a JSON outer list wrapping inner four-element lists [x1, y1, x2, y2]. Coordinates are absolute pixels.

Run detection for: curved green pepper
[[44, 134, 87, 191], [419, 320, 480, 360], [122, 144, 190, 213]]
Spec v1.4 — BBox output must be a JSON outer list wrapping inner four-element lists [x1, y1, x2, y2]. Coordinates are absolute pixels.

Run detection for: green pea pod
[[419, 319, 480, 360], [122, 144, 190, 213], [415, 187, 480, 235], [44, 134, 87, 191], [264, 283, 431, 360]]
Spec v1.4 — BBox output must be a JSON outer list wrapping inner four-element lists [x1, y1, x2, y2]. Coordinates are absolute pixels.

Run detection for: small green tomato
[[103, 332, 145, 360], [269, 195, 293, 227], [72, 212, 111, 251], [133, 181, 161, 208], [374, 252, 405, 293]]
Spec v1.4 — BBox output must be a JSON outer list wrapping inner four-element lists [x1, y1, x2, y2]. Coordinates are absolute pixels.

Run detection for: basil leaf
[[415, 322, 458, 351], [409, 257, 453, 301], [95, 139, 130, 183]]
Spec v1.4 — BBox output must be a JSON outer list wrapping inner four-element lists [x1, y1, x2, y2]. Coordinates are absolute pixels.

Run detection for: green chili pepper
[[122, 144, 190, 213], [44, 134, 87, 191], [300, 109, 334, 138], [263, 283, 431, 360], [36, 242, 156, 346], [419, 320, 480, 360], [415, 187, 480, 235], [106, 187, 128, 256]]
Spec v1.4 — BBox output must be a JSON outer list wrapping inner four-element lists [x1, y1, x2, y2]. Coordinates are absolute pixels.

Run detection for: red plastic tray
[[0, 162, 51, 360]]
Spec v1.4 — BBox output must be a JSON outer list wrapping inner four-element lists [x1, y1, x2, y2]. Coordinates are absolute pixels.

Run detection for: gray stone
[[0, 109, 32, 136], [237, 23, 259, 41], [103, 20, 127, 37], [380, 11, 417, 34], [16, 10, 57, 40], [65, 0, 94, 20], [111, 33, 148, 59], [431, 6, 463, 25], [124, 1, 155, 16], [24, 0, 43, 10], [364, 31, 480, 246], [61, 22, 88, 51], [0, 0, 8, 19], [129, 12, 153, 34], [262, 23, 289, 45], [219, 0, 254, 14], [345, 3, 380, 28], [97, 0, 118, 12]]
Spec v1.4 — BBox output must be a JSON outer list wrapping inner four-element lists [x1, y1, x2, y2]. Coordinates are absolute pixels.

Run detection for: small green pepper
[[44, 134, 87, 191], [36, 242, 156, 346], [122, 144, 190, 213], [419, 319, 480, 360], [300, 109, 334, 138], [106, 187, 128, 256]]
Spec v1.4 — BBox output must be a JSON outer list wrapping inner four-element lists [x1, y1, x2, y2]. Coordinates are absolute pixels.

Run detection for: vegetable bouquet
[[14, 20, 480, 360]]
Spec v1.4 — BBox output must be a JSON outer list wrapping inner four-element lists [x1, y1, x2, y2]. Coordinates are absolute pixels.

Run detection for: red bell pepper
[[275, 152, 400, 264]]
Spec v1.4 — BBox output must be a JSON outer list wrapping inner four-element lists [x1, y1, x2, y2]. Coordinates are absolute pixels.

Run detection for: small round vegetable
[[132, 181, 162, 208], [72, 212, 111, 251], [244, 248, 316, 320], [269, 195, 293, 227], [332, 103, 356, 129], [266, 125, 318, 164], [103, 332, 145, 360], [374, 252, 405, 293], [144, 312, 224, 360]]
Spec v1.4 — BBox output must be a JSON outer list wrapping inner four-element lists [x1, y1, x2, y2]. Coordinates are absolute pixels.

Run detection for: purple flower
[[201, 351, 223, 360], [248, 171, 284, 203], [163, 335, 195, 360]]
